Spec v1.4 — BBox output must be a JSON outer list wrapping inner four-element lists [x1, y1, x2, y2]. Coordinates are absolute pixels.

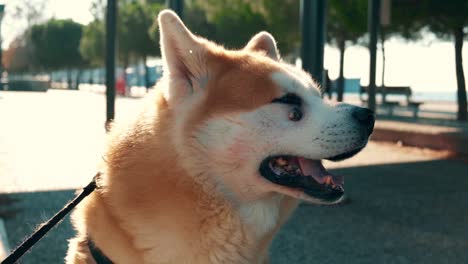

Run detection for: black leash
[[87, 238, 114, 264], [1, 172, 101, 264]]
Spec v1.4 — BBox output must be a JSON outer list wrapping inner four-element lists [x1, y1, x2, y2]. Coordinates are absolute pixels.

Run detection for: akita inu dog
[[66, 10, 374, 264]]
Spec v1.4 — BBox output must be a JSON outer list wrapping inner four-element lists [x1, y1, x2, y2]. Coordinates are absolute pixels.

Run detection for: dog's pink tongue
[[298, 158, 344, 186]]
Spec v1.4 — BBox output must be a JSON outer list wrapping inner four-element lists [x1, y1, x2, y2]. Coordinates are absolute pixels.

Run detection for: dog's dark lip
[[259, 156, 344, 204], [325, 146, 364, 161]]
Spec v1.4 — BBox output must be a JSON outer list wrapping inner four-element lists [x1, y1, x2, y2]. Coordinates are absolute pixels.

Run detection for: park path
[[0, 90, 138, 193], [1, 90, 467, 263]]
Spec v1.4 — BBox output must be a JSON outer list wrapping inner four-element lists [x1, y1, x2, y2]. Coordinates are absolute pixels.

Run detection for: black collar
[[87, 238, 114, 264]]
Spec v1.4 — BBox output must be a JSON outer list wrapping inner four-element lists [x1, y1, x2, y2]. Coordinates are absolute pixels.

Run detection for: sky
[[0, 0, 467, 93], [324, 36, 468, 93], [0, 0, 94, 48]]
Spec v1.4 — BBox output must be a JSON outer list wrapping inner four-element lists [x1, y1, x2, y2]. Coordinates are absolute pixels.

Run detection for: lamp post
[[105, 0, 117, 131], [300, 0, 327, 86], [0, 4, 5, 91], [367, 0, 381, 112]]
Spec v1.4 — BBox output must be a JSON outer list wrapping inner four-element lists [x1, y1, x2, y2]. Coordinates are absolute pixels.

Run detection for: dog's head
[[157, 10, 374, 205]]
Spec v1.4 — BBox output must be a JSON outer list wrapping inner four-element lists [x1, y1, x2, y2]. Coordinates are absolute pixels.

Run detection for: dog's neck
[[238, 195, 283, 237]]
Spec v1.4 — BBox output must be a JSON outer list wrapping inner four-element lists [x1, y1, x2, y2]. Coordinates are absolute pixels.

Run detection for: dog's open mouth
[[259, 156, 345, 204]]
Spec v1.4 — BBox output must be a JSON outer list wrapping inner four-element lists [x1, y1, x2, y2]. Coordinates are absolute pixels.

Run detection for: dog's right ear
[[244, 31, 280, 61], [158, 10, 210, 106]]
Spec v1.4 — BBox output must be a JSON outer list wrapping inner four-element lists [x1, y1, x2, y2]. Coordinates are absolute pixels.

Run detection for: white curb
[[0, 218, 10, 260]]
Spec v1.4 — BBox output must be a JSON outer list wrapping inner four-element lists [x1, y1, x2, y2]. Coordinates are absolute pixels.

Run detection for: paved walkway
[[373, 117, 468, 155], [1, 90, 467, 263], [0, 90, 138, 192], [2, 143, 466, 263], [340, 94, 468, 155]]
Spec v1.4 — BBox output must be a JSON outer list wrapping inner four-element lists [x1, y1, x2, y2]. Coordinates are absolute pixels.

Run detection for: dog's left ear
[[244, 31, 280, 61], [158, 10, 211, 106]]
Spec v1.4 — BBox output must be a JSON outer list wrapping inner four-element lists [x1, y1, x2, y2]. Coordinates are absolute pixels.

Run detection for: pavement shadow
[[373, 116, 468, 155], [2, 190, 76, 263], [271, 159, 468, 264], [2, 158, 467, 263], [378, 115, 468, 130], [0, 195, 19, 219]]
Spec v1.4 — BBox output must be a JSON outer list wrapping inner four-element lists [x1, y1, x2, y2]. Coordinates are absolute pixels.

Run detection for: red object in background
[[116, 75, 126, 95]]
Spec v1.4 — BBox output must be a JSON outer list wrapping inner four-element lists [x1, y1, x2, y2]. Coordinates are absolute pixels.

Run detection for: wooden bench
[[360, 86, 423, 117]]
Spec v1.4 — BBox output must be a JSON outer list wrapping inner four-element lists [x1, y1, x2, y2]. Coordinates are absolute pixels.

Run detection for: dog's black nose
[[352, 107, 375, 135]]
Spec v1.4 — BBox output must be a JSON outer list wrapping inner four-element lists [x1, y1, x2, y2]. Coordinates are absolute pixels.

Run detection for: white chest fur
[[238, 195, 282, 238]]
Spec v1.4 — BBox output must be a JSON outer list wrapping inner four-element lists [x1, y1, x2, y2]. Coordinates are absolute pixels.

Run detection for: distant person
[[116, 73, 126, 96]]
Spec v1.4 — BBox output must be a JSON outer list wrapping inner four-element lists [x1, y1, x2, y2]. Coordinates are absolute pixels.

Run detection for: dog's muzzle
[[259, 107, 375, 204]]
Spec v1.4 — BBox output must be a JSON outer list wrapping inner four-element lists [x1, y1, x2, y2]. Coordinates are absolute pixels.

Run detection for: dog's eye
[[272, 93, 302, 106], [272, 93, 303, 122], [289, 107, 303, 122]]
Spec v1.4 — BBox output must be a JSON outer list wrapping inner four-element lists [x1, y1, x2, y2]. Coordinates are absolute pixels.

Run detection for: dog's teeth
[[276, 157, 288, 166]]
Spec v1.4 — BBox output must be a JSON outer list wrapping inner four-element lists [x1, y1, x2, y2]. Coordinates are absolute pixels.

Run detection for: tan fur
[[68, 88, 292, 263], [67, 10, 311, 264]]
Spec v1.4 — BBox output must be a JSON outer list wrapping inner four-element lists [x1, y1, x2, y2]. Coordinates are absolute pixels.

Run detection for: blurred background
[[0, 0, 467, 263]]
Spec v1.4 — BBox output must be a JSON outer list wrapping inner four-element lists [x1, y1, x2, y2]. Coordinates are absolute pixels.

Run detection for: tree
[[177, 3, 217, 41], [2, 35, 32, 73], [29, 19, 85, 88], [2, 0, 48, 74], [83, 0, 165, 91], [10, 0, 48, 28], [79, 20, 105, 84], [80, 20, 105, 67], [193, 0, 268, 50], [393, 0, 468, 121], [378, 2, 427, 99], [120, 1, 163, 90], [327, 0, 367, 101], [189, 0, 300, 56], [255, 0, 300, 57]]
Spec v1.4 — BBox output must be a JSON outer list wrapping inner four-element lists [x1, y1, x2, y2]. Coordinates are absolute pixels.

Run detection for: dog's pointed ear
[[158, 10, 210, 106], [244, 31, 280, 61]]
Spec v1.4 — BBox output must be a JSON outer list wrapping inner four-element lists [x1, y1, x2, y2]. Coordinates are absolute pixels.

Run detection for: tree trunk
[[143, 55, 150, 93], [454, 27, 467, 121], [337, 39, 345, 102], [380, 28, 386, 89], [74, 70, 82, 90], [88, 70, 94, 84], [67, 69, 73, 89]]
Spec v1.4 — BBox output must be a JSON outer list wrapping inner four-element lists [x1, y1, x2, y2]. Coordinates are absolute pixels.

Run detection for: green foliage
[[181, 4, 217, 41], [327, 0, 368, 102], [80, 20, 105, 66], [148, 2, 217, 49], [193, 0, 299, 54], [260, 0, 300, 55], [392, 0, 468, 40], [327, 0, 367, 47], [391, 0, 468, 120], [81, 1, 164, 68], [193, 0, 266, 49], [119, 1, 163, 61], [29, 19, 84, 71], [54, 0, 302, 72]]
